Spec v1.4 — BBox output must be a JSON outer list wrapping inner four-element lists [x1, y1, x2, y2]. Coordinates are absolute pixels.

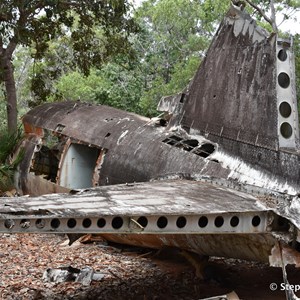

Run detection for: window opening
[[30, 131, 66, 183], [162, 135, 183, 146], [162, 136, 215, 158], [193, 143, 215, 158]]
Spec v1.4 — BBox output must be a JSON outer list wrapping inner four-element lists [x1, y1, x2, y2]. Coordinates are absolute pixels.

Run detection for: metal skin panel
[[180, 6, 278, 150], [0, 180, 266, 216], [22, 102, 149, 150]]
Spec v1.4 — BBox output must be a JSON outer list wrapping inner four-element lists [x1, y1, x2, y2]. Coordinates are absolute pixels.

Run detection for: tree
[[133, 0, 229, 116], [0, 0, 136, 132]]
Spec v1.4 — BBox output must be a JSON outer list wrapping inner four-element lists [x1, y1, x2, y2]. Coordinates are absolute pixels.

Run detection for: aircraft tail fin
[[160, 5, 299, 151]]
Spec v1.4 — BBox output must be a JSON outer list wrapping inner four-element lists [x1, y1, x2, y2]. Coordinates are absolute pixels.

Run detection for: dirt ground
[[0, 233, 299, 300]]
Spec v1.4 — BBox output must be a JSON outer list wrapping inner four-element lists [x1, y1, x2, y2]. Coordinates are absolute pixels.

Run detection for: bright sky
[[278, 10, 300, 34]]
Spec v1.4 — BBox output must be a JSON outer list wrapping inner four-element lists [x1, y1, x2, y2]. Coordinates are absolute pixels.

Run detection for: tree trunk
[[4, 57, 18, 132], [0, 41, 18, 132]]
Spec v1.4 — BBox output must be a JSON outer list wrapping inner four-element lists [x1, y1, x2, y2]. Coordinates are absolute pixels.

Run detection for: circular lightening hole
[[35, 219, 45, 229], [137, 216, 148, 228], [230, 216, 239, 227], [278, 49, 287, 61], [67, 218, 77, 228], [20, 219, 30, 229], [280, 122, 293, 139], [51, 218, 60, 229], [176, 216, 187, 228], [279, 102, 292, 118], [112, 217, 123, 229], [97, 218, 106, 228], [157, 216, 168, 229], [198, 216, 208, 228], [278, 72, 290, 88], [252, 216, 261, 227], [214, 216, 224, 228], [4, 219, 15, 229], [82, 218, 92, 228]]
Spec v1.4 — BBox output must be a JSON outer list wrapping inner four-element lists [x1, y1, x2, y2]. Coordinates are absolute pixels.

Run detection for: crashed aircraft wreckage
[[1, 3, 300, 293]]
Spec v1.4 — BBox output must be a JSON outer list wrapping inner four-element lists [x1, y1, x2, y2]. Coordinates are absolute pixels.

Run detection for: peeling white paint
[[117, 130, 128, 145], [210, 150, 298, 195]]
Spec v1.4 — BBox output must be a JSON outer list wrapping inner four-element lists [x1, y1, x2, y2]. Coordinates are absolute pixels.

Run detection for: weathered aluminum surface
[[22, 102, 150, 149], [10, 5, 300, 267], [0, 179, 278, 237], [0, 179, 287, 262], [0, 180, 267, 217], [181, 6, 278, 149], [21, 102, 234, 192]]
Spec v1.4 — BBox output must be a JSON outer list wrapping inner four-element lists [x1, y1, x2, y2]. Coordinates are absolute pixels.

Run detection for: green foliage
[[0, 128, 23, 192], [139, 55, 201, 116], [0, 0, 138, 130], [3, 0, 300, 122], [53, 58, 144, 113], [133, 0, 226, 116]]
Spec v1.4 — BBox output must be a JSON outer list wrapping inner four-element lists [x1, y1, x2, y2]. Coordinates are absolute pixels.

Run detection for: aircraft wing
[[0, 179, 292, 262]]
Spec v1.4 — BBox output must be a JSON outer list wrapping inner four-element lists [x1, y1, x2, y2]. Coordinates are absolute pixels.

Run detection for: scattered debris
[[1, 233, 300, 299], [43, 266, 105, 286]]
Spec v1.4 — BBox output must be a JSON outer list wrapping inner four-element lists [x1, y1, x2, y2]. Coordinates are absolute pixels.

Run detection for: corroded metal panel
[[0, 180, 266, 216], [22, 102, 150, 150], [0, 179, 288, 262], [180, 6, 278, 150], [102, 233, 276, 263]]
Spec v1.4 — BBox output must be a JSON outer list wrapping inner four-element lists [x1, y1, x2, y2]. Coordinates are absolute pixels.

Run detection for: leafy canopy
[[0, 0, 138, 117]]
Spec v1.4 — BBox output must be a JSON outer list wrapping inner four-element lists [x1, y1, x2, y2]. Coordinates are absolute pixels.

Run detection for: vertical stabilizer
[[180, 6, 299, 150]]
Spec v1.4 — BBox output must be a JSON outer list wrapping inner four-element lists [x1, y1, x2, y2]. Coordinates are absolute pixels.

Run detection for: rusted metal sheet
[[102, 233, 277, 263]]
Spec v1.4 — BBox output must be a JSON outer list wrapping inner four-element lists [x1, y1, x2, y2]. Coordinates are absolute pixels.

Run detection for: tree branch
[[6, 38, 17, 58], [270, 0, 277, 32], [277, 8, 297, 28], [244, 0, 277, 32]]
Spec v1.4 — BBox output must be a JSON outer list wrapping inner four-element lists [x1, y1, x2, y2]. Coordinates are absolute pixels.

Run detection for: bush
[[0, 128, 24, 193]]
